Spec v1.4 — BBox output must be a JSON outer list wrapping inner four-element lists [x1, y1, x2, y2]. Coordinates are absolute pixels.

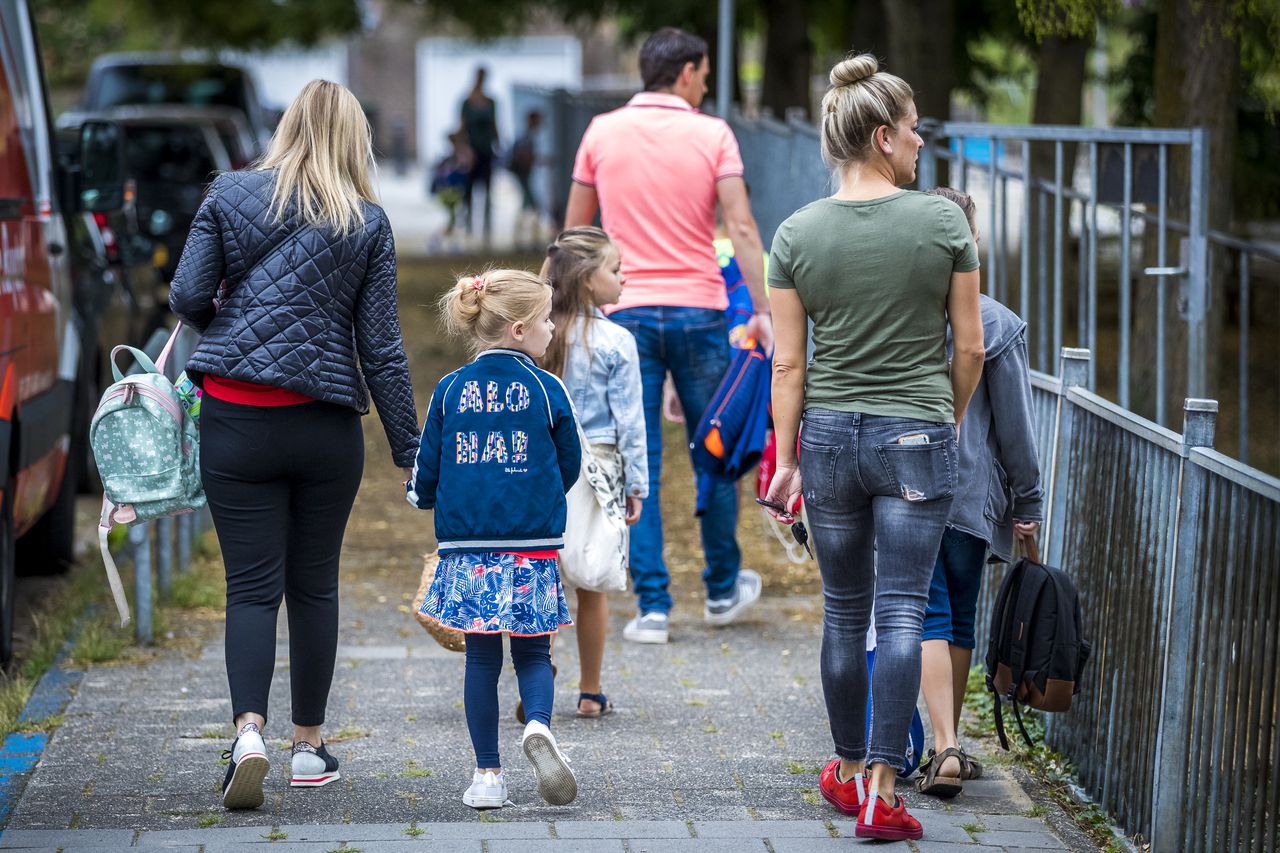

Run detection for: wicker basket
[[412, 552, 466, 653]]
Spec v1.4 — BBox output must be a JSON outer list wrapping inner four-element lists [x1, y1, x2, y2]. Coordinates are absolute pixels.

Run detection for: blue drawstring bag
[[690, 343, 771, 515]]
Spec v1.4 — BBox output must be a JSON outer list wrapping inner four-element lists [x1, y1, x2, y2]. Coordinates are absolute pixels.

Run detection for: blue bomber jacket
[[406, 349, 581, 553]]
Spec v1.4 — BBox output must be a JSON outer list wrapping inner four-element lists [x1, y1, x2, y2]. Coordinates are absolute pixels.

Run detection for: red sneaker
[[818, 759, 866, 815], [854, 792, 924, 840]]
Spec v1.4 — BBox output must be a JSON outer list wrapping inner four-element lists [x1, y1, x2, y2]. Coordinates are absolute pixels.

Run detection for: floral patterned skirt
[[418, 551, 573, 636]]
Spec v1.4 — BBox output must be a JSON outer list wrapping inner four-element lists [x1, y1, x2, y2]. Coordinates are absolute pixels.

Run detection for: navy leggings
[[464, 633, 553, 767]]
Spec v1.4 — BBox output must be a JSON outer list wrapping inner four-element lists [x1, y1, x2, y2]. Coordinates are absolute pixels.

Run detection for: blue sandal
[[576, 691, 614, 718]]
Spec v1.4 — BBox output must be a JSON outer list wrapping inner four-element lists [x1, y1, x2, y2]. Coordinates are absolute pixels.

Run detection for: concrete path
[[0, 588, 1093, 851]]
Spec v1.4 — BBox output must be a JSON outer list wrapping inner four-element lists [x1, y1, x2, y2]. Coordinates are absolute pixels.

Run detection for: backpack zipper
[[101, 381, 183, 422]]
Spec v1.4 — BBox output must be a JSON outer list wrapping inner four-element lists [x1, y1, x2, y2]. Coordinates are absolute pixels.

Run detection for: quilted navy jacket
[[169, 169, 420, 467]]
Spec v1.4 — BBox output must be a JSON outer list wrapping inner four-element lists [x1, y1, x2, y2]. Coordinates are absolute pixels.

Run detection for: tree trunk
[[1024, 35, 1091, 375], [761, 0, 812, 119], [883, 0, 954, 123], [1132, 0, 1239, 424]]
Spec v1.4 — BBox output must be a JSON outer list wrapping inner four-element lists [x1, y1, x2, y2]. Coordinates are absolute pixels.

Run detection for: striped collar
[[474, 348, 535, 365], [627, 92, 697, 112]]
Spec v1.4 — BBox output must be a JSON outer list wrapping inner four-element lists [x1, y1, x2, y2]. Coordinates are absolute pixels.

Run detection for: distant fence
[[514, 85, 1278, 469], [974, 348, 1279, 851]]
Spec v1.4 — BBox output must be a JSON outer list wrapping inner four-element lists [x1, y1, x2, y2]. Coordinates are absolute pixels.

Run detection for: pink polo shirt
[[572, 92, 745, 312]]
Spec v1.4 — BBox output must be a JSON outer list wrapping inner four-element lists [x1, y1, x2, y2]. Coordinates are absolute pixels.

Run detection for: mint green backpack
[[90, 324, 204, 626]]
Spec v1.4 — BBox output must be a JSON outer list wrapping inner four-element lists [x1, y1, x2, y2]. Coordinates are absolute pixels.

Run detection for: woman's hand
[[764, 464, 803, 523], [401, 467, 413, 485], [1013, 520, 1040, 540], [625, 496, 643, 525]]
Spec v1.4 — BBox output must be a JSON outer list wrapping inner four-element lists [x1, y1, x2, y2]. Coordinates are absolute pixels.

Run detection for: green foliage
[[1015, 0, 1117, 41]]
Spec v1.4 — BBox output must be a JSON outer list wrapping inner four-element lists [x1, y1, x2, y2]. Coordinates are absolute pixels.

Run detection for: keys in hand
[[755, 497, 814, 560]]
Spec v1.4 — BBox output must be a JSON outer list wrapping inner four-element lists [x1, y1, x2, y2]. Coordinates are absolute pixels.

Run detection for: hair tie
[[546, 244, 560, 256], [471, 276, 486, 291]]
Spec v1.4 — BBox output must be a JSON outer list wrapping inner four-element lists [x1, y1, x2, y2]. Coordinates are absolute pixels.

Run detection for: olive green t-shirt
[[768, 191, 979, 424]]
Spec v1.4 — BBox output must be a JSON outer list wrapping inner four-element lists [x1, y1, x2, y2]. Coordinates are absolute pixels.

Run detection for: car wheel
[[0, 484, 15, 667], [16, 451, 78, 576]]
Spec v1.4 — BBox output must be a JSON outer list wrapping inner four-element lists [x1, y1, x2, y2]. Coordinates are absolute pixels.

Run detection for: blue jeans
[[922, 527, 988, 649], [610, 306, 741, 614], [799, 408, 956, 769], [464, 633, 552, 768]]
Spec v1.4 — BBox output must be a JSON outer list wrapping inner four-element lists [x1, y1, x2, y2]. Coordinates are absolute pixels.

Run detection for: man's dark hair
[[640, 27, 708, 92]]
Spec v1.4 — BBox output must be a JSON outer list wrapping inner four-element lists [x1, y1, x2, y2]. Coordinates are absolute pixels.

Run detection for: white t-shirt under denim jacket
[[561, 308, 648, 501]]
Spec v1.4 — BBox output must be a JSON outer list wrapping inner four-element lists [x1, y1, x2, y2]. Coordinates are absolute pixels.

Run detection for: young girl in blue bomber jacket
[[406, 268, 581, 810]]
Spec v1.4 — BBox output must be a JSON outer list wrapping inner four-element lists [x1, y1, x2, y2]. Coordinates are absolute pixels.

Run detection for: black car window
[[93, 65, 248, 113], [124, 125, 217, 185]]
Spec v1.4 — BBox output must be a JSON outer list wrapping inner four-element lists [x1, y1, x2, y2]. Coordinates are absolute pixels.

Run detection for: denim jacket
[[949, 296, 1044, 562], [561, 309, 648, 498]]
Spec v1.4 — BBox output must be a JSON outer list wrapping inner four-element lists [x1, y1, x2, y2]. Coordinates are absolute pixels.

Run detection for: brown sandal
[[915, 746, 964, 798]]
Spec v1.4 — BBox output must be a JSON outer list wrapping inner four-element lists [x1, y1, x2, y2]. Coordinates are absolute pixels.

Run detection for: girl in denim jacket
[[540, 227, 647, 718]]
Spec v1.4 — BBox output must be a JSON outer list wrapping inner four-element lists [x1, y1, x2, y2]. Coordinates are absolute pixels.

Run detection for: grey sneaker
[[623, 611, 669, 644], [704, 569, 763, 626]]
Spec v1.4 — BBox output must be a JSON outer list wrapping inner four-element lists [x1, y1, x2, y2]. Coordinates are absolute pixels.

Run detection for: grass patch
[[478, 813, 506, 823], [702, 725, 720, 734], [262, 830, 287, 841], [404, 826, 424, 838], [168, 561, 225, 609], [786, 760, 820, 775], [329, 725, 370, 742], [800, 788, 820, 806], [71, 614, 130, 665], [965, 665, 1133, 852], [685, 699, 707, 707], [1026, 803, 1048, 818], [15, 714, 63, 734], [960, 821, 986, 835], [401, 760, 433, 778], [197, 813, 221, 829], [769, 730, 785, 744]]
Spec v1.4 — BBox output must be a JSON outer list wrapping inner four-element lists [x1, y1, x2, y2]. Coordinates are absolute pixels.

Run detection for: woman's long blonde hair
[[258, 79, 377, 236]]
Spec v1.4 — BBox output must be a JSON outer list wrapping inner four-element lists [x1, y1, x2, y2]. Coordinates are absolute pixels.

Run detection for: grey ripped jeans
[[799, 408, 957, 769]]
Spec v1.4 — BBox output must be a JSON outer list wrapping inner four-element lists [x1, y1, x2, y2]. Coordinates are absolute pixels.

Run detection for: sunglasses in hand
[[754, 498, 814, 559]]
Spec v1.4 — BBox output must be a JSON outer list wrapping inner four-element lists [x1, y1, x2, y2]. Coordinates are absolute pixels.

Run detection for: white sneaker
[[290, 741, 341, 788], [220, 723, 270, 810], [521, 720, 577, 805], [462, 769, 508, 809], [704, 569, 763, 626], [623, 611, 669, 644]]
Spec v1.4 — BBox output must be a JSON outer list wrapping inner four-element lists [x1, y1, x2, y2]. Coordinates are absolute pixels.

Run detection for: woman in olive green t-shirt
[[762, 53, 984, 842]]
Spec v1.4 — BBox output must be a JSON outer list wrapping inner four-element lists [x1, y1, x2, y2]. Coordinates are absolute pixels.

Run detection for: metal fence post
[[1150, 397, 1217, 851], [176, 513, 192, 574], [1045, 348, 1091, 568], [130, 523, 153, 644], [1186, 129, 1210, 399], [156, 516, 173, 601]]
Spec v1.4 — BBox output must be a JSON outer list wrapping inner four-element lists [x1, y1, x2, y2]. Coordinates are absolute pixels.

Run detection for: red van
[[0, 1, 94, 664]]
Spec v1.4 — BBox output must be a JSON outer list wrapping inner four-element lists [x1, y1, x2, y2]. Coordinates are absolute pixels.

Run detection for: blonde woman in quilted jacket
[[169, 79, 419, 811]]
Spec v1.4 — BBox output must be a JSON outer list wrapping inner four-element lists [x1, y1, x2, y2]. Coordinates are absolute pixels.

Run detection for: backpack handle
[[109, 323, 185, 383], [1017, 531, 1042, 565]]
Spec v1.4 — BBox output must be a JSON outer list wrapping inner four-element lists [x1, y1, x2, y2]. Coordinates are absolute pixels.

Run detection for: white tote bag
[[560, 427, 629, 593]]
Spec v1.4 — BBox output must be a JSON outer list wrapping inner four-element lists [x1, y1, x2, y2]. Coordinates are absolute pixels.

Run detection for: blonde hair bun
[[830, 54, 879, 88], [437, 268, 552, 356]]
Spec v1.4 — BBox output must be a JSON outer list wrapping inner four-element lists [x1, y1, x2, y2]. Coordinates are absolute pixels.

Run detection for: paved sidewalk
[[0, 586, 1092, 851]]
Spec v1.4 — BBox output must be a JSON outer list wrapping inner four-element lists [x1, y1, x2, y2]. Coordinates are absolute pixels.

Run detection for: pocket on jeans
[[798, 437, 842, 508], [875, 439, 956, 503], [683, 319, 729, 382]]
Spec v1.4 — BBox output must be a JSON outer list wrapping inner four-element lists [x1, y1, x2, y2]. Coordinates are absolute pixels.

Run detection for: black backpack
[[985, 539, 1091, 749]]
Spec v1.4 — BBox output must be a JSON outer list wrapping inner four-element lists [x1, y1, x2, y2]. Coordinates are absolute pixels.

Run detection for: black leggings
[[200, 394, 365, 726]]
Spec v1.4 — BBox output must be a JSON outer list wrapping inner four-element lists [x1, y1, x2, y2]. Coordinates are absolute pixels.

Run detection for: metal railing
[[514, 85, 1278, 471], [118, 324, 212, 643], [971, 348, 1280, 850]]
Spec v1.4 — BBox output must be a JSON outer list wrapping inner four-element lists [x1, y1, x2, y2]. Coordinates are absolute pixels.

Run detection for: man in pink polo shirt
[[566, 27, 773, 645]]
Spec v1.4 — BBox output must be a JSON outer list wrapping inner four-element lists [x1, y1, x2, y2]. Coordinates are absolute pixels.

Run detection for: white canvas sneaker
[[220, 723, 270, 810], [462, 769, 508, 809], [622, 611, 669, 644], [704, 569, 763, 626], [521, 720, 577, 805]]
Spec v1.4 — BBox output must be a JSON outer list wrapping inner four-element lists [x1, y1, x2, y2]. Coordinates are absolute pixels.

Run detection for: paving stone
[[692, 820, 831, 838], [979, 814, 1060, 832], [769, 841, 867, 852], [913, 842, 995, 852], [0, 830, 135, 848], [272, 823, 417, 842], [553, 820, 690, 838], [488, 842, 625, 853], [969, 829, 1066, 849], [625, 842, 768, 853], [137, 826, 293, 845]]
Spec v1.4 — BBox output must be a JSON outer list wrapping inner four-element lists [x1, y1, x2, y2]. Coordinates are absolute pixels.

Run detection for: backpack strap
[[97, 496, 132, 627], [992, 691, 1011, 751], [1010, 694, 1036, 748]]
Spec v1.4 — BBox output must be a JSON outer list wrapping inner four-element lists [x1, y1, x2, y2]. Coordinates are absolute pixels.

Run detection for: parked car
[[61, 104, 258, 169], [0, 1, 111, 663], [80, 53, 274, 153], [59, 110, 232, 282]]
